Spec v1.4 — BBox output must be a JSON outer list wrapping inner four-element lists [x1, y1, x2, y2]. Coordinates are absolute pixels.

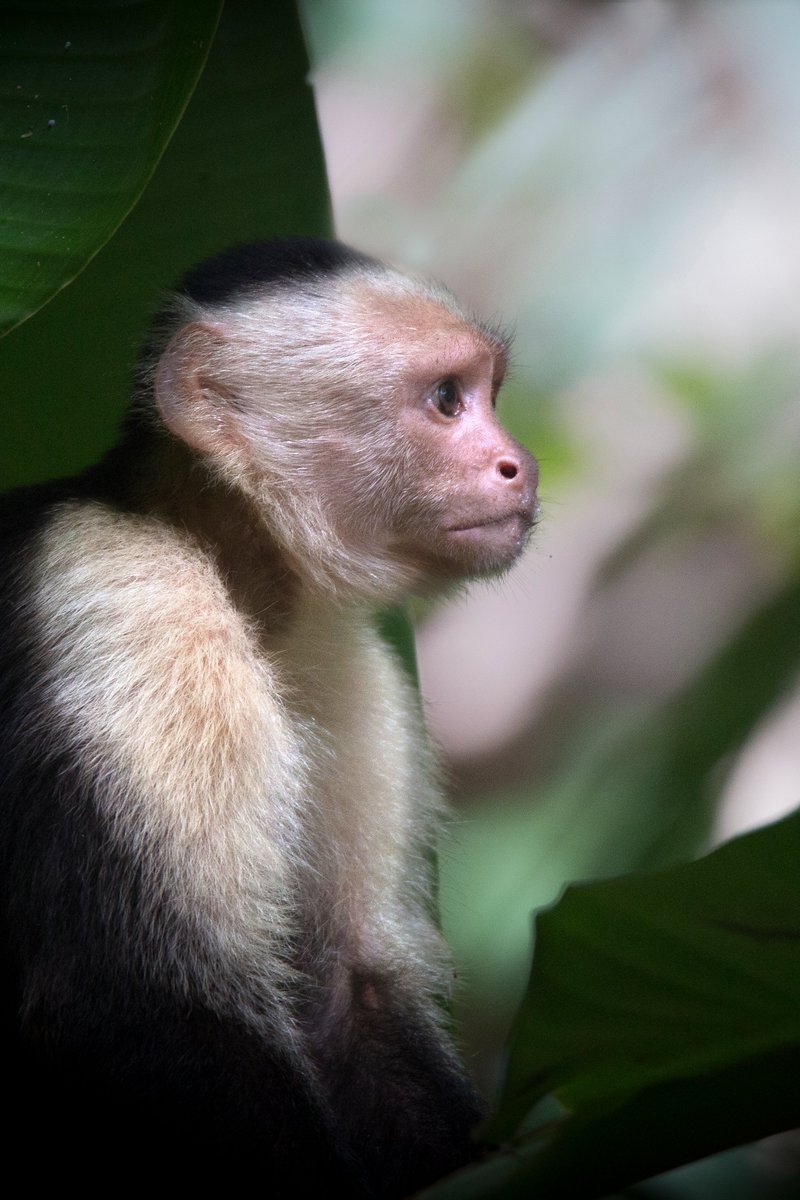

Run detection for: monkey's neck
[[99, 430, 401, 634]]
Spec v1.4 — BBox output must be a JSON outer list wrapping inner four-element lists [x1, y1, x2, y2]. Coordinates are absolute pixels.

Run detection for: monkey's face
[[322, 291, 539, 588], [388, 363, 538, 583], [154, 271, 538, 598]]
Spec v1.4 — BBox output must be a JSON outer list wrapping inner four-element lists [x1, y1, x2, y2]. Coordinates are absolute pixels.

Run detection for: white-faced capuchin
[[0, 239, 538, 1195]]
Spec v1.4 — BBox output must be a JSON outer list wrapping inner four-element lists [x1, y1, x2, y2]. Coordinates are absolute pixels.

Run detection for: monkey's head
[[149, 238, 538, 601]]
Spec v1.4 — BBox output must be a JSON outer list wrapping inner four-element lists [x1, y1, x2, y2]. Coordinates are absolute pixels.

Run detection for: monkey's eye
[[432, 378, 462, 418]]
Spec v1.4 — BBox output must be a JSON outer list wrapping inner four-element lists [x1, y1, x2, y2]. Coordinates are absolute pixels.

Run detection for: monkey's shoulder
[[4, 492, 243, 633], [0, 490, 280, 741]]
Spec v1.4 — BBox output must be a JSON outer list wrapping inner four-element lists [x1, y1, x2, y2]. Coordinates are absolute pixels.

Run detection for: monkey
[[0, 238, 538, 1194]]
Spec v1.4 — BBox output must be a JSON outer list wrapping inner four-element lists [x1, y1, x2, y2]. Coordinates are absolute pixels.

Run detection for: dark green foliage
[[0, 0, 330, 487]]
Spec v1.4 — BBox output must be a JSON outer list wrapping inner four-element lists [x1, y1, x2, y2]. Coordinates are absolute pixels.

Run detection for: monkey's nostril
[[498, 460, 518, 480]]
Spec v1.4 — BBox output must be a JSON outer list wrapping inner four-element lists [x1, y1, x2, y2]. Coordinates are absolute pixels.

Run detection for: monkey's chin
[[439, 513, 533, 578]]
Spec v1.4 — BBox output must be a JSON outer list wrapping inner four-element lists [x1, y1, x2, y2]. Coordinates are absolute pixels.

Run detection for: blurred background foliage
[[301, 1, 800, 1194], [3, 0, 800, 1195]]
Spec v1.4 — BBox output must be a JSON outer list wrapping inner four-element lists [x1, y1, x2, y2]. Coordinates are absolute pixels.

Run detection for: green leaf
[[0, 0, 222, 336], [478, 810, 800, 1197], [0, 0, 331, 487]]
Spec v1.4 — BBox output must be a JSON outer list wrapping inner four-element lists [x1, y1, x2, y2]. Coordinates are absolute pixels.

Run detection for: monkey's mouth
[[447, 508, 535, 536]]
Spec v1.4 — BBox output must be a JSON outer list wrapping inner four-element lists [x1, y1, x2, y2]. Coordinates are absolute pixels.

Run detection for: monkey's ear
[[154, 322, 234, 455]]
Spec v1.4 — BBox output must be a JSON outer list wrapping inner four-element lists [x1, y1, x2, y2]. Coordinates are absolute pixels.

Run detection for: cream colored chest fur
[[30, 502, 441, 992]]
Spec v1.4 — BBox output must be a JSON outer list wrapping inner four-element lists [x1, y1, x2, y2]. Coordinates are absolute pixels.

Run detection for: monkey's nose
[[496, 452, 538, 491], [497, 459, 518, 480]]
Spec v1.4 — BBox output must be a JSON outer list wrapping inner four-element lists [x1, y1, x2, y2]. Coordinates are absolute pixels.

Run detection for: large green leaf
[[0, 0, 222, 336], [451, 810, 800, 1199], [0, 0, 331, 487]]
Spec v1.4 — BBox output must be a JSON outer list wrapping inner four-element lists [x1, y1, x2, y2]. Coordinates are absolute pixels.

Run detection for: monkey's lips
[[446, 508, 534, 537]]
